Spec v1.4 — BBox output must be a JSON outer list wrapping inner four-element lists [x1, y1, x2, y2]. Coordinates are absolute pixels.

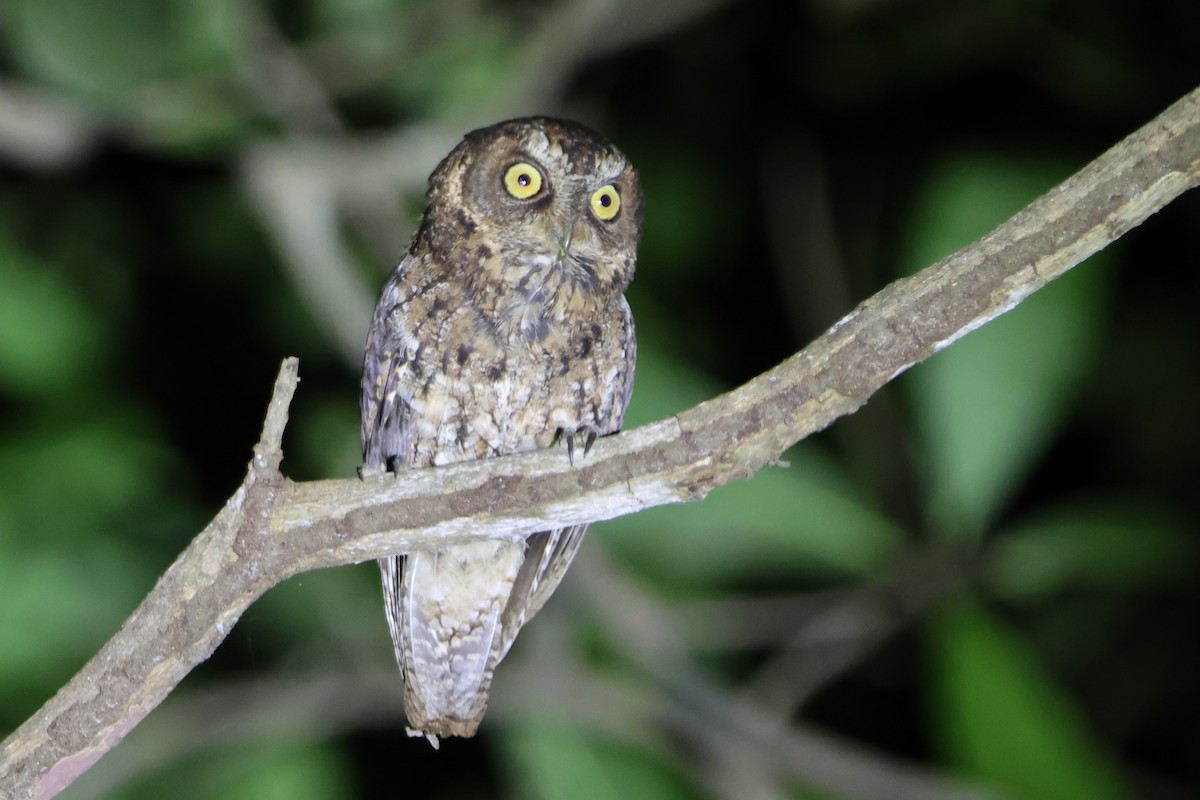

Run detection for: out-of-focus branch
[[2, 85, 1198, 800], [0, 79, 99, 168], [564, 549, 996, 800]]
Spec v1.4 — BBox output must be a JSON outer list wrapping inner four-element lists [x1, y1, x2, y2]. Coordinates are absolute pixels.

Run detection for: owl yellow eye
[[589, 185, 621, 221], [503, 162, 544, 199]]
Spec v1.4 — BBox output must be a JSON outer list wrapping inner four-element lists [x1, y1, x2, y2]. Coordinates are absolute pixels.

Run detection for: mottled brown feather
[[360, 117, 640, 743]]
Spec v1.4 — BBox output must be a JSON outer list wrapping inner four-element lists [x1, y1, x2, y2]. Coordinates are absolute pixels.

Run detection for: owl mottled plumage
[[360, 117, 641, 744]]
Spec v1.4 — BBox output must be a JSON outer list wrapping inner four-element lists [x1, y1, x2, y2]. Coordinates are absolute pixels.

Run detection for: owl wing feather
[[498, 524, 588, 659], [360, 267, 411, 691], [360, 274, 412, 470]]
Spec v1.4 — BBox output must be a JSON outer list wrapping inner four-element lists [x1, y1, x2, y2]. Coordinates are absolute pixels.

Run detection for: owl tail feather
[[385, 542, 523, 741]]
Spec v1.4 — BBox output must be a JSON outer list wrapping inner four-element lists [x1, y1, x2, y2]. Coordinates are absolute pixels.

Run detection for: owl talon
[[554, 426, 599, 466], [357, 460, 404, 480]]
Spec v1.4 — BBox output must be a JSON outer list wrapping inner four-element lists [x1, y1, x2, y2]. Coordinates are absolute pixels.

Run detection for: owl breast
[[375, 252, 635, 466]]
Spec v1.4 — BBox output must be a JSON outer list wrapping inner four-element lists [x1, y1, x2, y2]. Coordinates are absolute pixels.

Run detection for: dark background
[[1, 1, 1198, 798]]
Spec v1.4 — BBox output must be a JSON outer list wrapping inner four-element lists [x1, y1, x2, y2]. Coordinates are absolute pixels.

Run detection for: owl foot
[[356, 458, 403, 480], [553, 426, 598, 465]]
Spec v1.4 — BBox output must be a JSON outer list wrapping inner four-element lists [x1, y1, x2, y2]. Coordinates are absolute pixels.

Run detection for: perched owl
[[360, 117, 641, 745]]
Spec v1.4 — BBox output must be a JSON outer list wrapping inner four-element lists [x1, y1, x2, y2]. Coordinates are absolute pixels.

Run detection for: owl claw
[[554, 426, 599, 466], [357, 459, 402, 480]]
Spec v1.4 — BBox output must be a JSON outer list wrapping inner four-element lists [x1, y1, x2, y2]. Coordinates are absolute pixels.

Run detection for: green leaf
[[503, 721, 701, 800], [0, 232, 104, 396], [902, 153, 1110, 539], [7, 0, 246, 147], [394, 21, 521, 116], [926, 601, 1128, 800], [8, 0, 234, 98], [984, 502, 1199, 600], [198, 745, 350, 800], [0, 415, 181, 707], [0, 539, 148, 701], [0, 415, 177, 533], [124, 742, 352, 800]]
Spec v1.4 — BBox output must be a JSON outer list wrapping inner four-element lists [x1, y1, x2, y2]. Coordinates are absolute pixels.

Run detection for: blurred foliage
[[503, 723, 705, 800], [927, 601, 1127, 800], [2, 0, 1199, 799]]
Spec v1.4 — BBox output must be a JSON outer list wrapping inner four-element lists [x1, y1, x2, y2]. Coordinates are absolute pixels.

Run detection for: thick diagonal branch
[[3, 85, 1199, 799]]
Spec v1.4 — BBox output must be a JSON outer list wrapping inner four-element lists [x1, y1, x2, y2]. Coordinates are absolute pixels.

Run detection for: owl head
[[417, 117, 643, 294]]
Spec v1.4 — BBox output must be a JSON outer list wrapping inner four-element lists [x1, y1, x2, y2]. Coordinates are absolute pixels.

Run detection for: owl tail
[[380, 540, 525, 742]]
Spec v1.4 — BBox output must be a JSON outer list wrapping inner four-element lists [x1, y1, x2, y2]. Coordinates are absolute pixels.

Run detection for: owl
[[360, 117, 641, 745]]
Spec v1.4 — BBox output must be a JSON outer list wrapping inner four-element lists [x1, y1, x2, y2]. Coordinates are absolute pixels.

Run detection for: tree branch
[[3, 85, 1199, 799]]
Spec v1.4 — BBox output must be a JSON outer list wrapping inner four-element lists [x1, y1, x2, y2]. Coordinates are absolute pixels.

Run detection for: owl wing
[[360, 266, 422, 718], [497, 295, 637, 658], [360, 274, 413, 471], [497, 524, 587, 658]]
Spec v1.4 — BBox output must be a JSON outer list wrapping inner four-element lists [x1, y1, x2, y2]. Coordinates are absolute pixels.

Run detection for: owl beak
[[554, 205, 588, 261], [554, 212, 580, 261]]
